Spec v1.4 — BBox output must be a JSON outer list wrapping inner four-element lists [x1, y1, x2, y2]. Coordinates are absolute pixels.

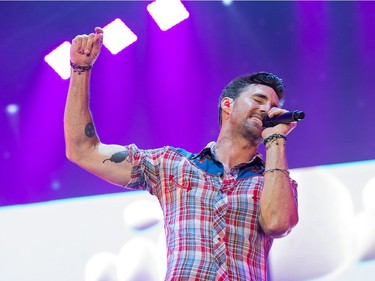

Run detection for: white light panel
[[147, 0, 189, 31]]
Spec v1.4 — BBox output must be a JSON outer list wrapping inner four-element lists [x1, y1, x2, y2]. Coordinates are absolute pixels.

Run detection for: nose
[[259, 103, 272, 114]]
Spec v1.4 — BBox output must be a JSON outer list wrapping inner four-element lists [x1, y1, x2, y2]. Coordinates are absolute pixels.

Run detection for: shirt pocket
[[163, 168, 201, 226], [169, 174, 193, 191], [167, 158, 202, 192]]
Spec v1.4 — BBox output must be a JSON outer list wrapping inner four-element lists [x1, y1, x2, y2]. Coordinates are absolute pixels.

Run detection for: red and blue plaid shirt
[[125, 142, 298, 281]]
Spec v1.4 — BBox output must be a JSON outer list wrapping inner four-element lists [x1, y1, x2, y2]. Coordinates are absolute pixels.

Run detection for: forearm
[[259, 137, 298, 237], [64, 70, 99, 162]]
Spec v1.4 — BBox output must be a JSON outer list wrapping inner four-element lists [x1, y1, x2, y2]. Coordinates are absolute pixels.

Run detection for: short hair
[[218, 72, 285, 126]]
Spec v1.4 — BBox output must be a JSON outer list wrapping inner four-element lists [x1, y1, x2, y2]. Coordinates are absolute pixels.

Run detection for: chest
[[159, 158, 264, 222]]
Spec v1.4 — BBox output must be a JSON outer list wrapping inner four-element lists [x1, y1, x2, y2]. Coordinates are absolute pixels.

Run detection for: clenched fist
[[71, 27, 103, 67]]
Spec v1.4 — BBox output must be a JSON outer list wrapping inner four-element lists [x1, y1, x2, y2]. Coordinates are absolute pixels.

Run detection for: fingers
[[71, 27, 103, 65], [71, 27, 103, 53], [72, 35, 83, 54], [92, 30, 103, 56], [72, 34, 91, 55], [266, 107, 287, 118], [84, 33, 95, 55], [262, 122, 297, 139], [95, 26, 103, 35], [262, 108, 297, 138]]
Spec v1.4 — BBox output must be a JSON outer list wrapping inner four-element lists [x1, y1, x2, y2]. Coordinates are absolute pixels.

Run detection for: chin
[[243, 126, 262, 143]]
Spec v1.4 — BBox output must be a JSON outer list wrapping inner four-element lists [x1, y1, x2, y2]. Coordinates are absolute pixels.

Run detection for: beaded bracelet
[[264, 168, 290, 176], [263, 133, 287, 145], [70, 61, 93, 74], [266, 139, 286, 150]]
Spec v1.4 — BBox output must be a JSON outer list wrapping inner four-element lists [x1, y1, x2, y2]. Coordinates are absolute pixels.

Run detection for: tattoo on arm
[[85, 122, 95, 138], [103, 151, 129, 164]]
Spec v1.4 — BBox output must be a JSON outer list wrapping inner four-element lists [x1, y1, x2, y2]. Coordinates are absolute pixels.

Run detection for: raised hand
[[70, 27, 103, 67]]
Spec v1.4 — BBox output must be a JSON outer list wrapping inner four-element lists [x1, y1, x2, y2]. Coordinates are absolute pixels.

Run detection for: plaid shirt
[[125, 142, 298, 281]]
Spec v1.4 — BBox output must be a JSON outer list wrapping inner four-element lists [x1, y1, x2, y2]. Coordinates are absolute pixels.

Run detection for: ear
[[221, 97, 233, 114]]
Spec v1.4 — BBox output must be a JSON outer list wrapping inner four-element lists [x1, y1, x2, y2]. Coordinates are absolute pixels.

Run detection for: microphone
[[262, 110, 305, 128]]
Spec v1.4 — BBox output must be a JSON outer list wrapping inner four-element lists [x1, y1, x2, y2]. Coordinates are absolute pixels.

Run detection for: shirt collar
[[195, 141, 265, 167]]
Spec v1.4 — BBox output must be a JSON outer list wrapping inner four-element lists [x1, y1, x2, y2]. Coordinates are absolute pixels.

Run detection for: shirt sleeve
[[123, 143, 167, 195]]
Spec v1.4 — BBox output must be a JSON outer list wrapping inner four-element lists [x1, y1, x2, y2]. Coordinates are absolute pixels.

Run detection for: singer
[[64, 27, 299, 281]]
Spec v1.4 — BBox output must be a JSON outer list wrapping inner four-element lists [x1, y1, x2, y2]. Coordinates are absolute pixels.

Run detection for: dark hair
[[218, 71, 285, 126]]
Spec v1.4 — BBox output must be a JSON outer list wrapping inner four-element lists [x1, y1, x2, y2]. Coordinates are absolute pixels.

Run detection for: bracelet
[[70, 61, 93, 74], [265, 139, 286, 150], [263, 133, 287, 145], [264, 168, 290, 176]]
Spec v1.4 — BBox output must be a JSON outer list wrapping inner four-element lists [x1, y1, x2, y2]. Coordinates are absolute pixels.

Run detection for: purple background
[[1, 1, 374, 206]]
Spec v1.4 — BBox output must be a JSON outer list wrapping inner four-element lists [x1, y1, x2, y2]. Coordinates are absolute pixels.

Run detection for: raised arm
[[64, 27, 133, 187], [259, 108, 299, 238]]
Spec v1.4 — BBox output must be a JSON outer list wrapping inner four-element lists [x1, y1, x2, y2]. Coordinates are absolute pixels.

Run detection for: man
[[64, 27, 298, 281]]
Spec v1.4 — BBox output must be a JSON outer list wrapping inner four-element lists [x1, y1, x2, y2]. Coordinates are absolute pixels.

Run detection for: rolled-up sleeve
[[123, 144, 167, 195]]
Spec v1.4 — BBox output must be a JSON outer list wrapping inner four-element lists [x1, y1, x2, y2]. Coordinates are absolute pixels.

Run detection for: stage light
[[222, 0, 233, 6], [44, 41, 71, 80], [102, 18, 138, 55], [51, 180, 61, 191], [5, 103, 21, 143], [6, 104, 20, 115], [147, 0, 189, 31]]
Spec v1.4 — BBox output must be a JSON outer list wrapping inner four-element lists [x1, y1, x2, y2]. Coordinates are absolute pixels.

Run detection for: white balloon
[[353, 210, 375, 261], [85, 252, 118, 281], [123, 199, 163, 231], [117, 238, 159, 281], [270, 168, 355, 281], [156, 230, 167, 280], [363, 177, 375, 212]]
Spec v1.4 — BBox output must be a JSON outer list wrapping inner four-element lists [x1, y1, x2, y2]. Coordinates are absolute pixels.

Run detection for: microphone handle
[[262, 110, 305, 128]]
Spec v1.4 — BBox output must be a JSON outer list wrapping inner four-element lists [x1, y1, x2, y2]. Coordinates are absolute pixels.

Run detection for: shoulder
[[173, 147, 195, 159]]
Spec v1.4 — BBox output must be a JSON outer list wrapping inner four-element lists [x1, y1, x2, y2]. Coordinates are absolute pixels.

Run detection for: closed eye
[[253, 93, 278, 108], [253, 94, 267, 104]]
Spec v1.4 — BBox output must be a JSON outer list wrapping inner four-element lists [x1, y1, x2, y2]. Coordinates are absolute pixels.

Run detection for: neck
[[215, 129, 259, 171]]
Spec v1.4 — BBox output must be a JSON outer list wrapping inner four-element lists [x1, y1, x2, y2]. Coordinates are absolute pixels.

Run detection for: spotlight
[[147, 0, 189, 31], [51, 180, 61, 191], [102, 18, 138, 55], [5, 103, 21, 143], [6, 104, 20, 115], [44, 41, 71, 80], [222, 0, 233, 6]]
